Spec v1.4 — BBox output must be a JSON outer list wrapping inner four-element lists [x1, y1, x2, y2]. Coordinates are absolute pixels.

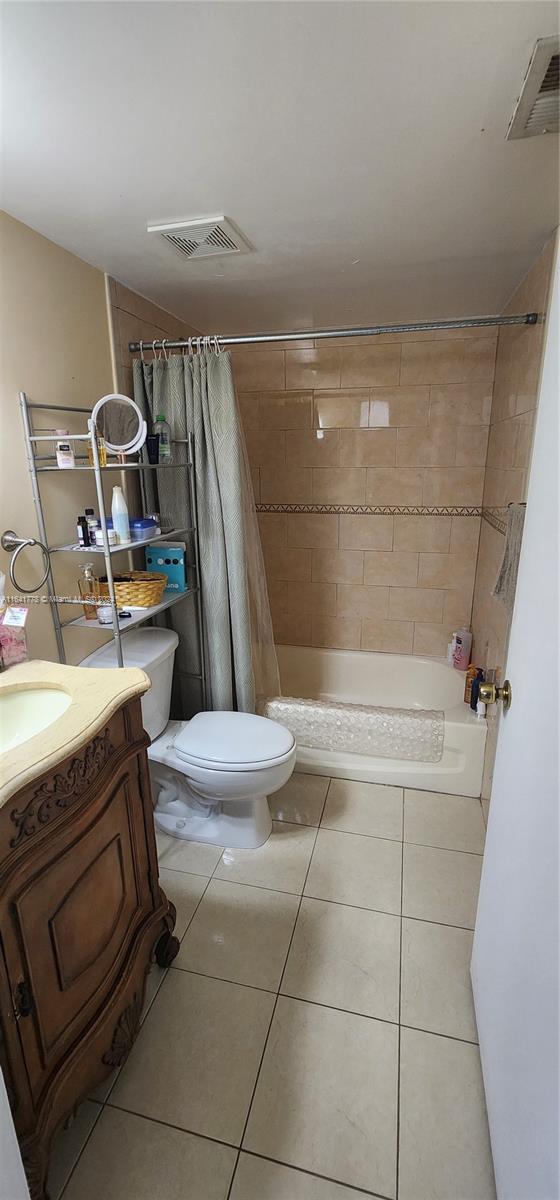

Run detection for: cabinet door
[[7, 761, 154, 1097]]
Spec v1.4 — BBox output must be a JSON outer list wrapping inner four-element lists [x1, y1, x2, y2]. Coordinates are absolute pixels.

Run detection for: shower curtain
[[133, 349, 279, 714]]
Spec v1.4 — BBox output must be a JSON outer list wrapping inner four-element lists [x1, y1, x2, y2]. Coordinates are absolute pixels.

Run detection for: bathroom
[[0, 2, 558, 1198]]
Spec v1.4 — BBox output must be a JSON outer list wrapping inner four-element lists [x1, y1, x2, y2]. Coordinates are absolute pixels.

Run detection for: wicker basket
[[99, 571, 168, 608]]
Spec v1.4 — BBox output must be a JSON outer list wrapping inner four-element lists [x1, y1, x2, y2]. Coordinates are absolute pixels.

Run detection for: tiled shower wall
[[471, 233, 556, 804], [232, 331, 497, 655], [107, 278, 199, 394]]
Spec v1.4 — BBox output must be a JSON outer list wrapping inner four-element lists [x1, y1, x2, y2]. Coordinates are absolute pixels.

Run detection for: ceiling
[[1, 1, 558, 334]]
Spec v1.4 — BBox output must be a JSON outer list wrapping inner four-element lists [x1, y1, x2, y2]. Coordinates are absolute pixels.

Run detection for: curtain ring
[[214, 335, 222, 355], [139, 340, 145, 363], [152, 340, 160, 360], [161, 338, 169, 361]]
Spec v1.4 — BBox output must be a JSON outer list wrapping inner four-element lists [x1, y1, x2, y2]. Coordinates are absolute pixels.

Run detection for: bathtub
[[276, 645, 486, 798]]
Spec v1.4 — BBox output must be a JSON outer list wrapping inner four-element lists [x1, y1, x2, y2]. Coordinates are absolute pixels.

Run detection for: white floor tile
[[158, 867, 208, 938], [62, 1107, 236, 1200], [399, 1027, 496, 1200], [156, 830, 223, 877], [401, 918, 478, 1042], [322, 778, 403, 841], [230, 1153, 367, 1199], [404, 789, 486, 853], [269, 771, 330, 826], [176, 879, 299, 990], [214, 821, 316, 894], [281, 896, 400, 1021], [111, 969, 275, 1145], [244, 996, 398, 1197], [305, 828, 402, 914], [47, 1101, 101, 1200], [402, 842, 482, 928]]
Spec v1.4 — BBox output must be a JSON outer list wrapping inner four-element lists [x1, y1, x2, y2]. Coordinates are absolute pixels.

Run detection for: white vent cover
[[147, 215, 251, 260], [507, 36, 559, 139]]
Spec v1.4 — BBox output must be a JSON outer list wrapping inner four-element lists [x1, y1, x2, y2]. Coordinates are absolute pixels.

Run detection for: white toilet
[[81, 628, 295, 848]]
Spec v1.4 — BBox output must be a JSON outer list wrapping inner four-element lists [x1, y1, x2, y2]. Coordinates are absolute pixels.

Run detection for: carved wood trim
[[102, 992, 142, 1068], [9, 730, 114, 849]]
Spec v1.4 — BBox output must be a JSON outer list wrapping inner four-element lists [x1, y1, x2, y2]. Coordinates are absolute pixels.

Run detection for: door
[[471, 246, 559, 1199]]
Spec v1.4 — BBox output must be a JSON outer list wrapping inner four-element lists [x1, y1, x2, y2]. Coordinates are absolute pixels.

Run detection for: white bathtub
[[276, 645, 486, 798]]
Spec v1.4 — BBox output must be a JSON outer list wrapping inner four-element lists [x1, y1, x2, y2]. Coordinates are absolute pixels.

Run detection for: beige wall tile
[[361, 618, 414, 653], [340, 344, 401, 387], [264, 545, 312, 582], [364, 551, 419, 587], [429, 383, 493, 426], [231, 350, 285, 391], [312, 614, 361, 650], [312, 467, 366, 504], [512, 412, 535, 469], [450, 516, 481, 555], [455, 426, 489, 467], [286, 429, 340, 467], [260, 465, 312, 503], [315, 390, 370, 429], [237, 393, 261, 431], [336, 584, 390, 618], [250, 466, 260, 502], [245, 430, 286, 467], [284, 581, 337, 616], [258, 512, 287, 548], [339, 428, 397, 466], [486, 420, 518, 469], [418, 552, 477, 591], [267, 579, 289, 618], [401, 338, 496, 386], [312, 548, 364, 584], [396, 426, 457, 467], [423, 468, 485, 505], [287, 513, 339, 549], [369, 387, 429, 427], [273, 611, 312, 646], [339, 514, 393, 550], [389, 587, 445, 622], [444, 588, 475, 628], [413, 623, 451, 657], [482, 466, 525, 508], [366, 468, 423, 505], [259, 391, 313, 429], [394, 516, 451, 553], [285, 348, 340, 390]]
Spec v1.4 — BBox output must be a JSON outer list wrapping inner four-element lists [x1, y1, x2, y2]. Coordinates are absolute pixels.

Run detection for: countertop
[[0, 659, 150, 806]]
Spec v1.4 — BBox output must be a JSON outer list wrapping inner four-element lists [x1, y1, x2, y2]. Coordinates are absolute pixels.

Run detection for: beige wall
[[107, 279, 199, 395], [0, 212, 114, 662], [233, 330, 497, 656], [472, 233, 557, 807]]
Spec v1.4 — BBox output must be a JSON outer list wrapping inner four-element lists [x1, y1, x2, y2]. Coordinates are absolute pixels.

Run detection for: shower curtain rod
[[129, 312, 539, 353]]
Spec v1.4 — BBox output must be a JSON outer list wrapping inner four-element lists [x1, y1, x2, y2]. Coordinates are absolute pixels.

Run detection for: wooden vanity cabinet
[[0, 696, 178, 1200]]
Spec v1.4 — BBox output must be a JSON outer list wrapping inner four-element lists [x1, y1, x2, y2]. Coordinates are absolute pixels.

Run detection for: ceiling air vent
[[147, 215, 251, 260], [507, 36, 559, 139]]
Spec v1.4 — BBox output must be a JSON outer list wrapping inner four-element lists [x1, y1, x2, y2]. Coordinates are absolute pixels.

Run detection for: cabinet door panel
[[10, 767, 152, 1090]]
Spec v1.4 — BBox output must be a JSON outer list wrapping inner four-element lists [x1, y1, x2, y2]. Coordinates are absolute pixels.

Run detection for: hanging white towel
[[492, 503, 526, 613]]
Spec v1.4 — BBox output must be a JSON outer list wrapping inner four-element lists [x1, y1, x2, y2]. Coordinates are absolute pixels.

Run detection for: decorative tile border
[[256, 503, 482, 517], [482, 507, 507, 535]]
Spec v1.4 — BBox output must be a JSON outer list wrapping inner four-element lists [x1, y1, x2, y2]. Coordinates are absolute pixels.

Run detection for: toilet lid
[[173, 711, 295, 771]]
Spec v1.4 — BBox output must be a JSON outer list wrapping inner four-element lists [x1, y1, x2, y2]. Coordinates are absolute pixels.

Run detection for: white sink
[[0, 687, 72, 753]]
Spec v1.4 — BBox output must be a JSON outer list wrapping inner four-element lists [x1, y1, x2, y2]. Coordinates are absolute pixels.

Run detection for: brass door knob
[[478, 680, 512, 711]]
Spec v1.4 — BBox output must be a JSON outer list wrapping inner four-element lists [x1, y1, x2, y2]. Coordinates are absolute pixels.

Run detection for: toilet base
[[152, 787, 273, 849]]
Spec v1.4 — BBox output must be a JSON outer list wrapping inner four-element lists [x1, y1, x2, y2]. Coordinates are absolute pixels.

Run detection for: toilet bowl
[[80, 629, 295, 848]]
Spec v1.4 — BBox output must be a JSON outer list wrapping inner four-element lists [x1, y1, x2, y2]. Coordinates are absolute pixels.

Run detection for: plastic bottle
[[111, 485, 130, 544], [154, 415, 173, 463], [56, 430, 75, 469]]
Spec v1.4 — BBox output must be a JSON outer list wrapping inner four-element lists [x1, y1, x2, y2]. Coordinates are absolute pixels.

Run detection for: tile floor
[[49, 774, 496, 1200]]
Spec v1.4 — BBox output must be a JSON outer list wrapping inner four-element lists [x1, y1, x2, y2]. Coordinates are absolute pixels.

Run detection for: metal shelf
[[65, 587, 198, 632], [36, 460, 191, 473], [49, 527, 194, 555]]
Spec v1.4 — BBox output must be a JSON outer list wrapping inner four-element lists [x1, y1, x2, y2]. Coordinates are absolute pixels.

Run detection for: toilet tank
[[80, 628, 179, 740]]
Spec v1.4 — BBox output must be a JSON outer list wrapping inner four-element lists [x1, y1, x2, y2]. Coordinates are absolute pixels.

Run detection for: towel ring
[[1, 530, 51, 593]]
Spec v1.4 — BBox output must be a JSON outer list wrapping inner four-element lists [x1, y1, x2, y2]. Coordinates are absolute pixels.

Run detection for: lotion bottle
[[111, 485, 130, 544]]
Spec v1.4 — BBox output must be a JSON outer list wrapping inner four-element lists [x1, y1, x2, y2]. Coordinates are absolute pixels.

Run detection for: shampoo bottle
[[111, 485, 130, 544]]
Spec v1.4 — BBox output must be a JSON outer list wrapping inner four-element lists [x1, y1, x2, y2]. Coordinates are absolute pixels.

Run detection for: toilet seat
[[172, 710, 295, 773]]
